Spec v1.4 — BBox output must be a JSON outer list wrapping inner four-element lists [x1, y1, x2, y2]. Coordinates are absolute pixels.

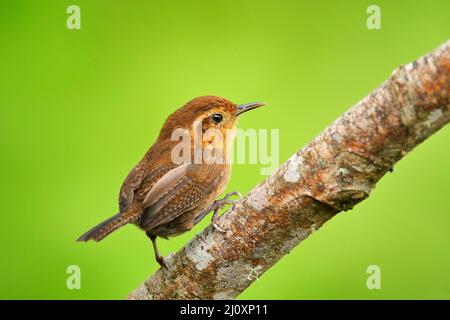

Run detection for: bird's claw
[[212, 220, 226, 232], [157, 256, 174, 274], [218, 191, 243, 208], [210, 191, 242, 232], [156, 256, 167, 268], [224, 191, 243, 201]]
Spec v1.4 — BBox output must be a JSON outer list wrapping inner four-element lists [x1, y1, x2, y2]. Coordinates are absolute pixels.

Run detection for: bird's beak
[[235, 102, 265, 116]]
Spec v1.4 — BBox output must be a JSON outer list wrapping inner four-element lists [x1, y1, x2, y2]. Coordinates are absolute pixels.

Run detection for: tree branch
[[128, 40, 450, 300]]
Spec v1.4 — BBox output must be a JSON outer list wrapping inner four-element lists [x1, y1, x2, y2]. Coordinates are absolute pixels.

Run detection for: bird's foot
[[156, 254, 167, 269], [148, 233, 172, 273], [215, 191, 243, 209], [193, 191, 243, 230], [212, 210, 226, 232], [155, 254, 173, 274], [155, 254, 175, 275], [210, 191, 242, 232]]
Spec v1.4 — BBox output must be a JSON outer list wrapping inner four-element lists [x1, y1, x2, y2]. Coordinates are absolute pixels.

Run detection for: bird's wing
[[118, 142, 179, 213], [118, 160, 176, 213], [140, 164, 218, 230]]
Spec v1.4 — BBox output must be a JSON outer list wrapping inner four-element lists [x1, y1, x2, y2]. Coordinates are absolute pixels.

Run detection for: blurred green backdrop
[[0, 0, 449, 299]]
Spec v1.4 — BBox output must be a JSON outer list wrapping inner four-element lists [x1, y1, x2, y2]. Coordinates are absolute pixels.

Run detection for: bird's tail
[[77, 212, 135, 242]]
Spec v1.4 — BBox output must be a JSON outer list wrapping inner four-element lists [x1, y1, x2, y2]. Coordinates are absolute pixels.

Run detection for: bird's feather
[[139, 164, 220, 230], [142, 163, 189, 206], [119, 160, 176, 212]]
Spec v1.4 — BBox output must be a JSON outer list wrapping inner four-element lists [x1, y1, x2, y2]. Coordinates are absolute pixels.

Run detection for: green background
[[1, 0, 449, 299]]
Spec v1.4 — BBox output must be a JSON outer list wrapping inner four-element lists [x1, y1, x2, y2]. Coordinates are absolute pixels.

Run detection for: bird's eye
[[212, 113, 223, 124]]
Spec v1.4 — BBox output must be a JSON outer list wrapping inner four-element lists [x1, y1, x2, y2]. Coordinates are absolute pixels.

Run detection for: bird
[[77, 96, 264, 268]]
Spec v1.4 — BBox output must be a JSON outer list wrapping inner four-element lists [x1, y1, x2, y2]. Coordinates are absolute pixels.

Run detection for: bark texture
[[129, 40, 450, 300]]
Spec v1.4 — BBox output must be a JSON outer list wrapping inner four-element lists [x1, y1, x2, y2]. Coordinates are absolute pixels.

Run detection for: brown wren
[[77, 96, 264, 267]]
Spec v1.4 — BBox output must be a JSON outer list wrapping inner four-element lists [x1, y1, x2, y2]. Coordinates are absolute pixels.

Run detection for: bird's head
[[159, 96, 265, 141]]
